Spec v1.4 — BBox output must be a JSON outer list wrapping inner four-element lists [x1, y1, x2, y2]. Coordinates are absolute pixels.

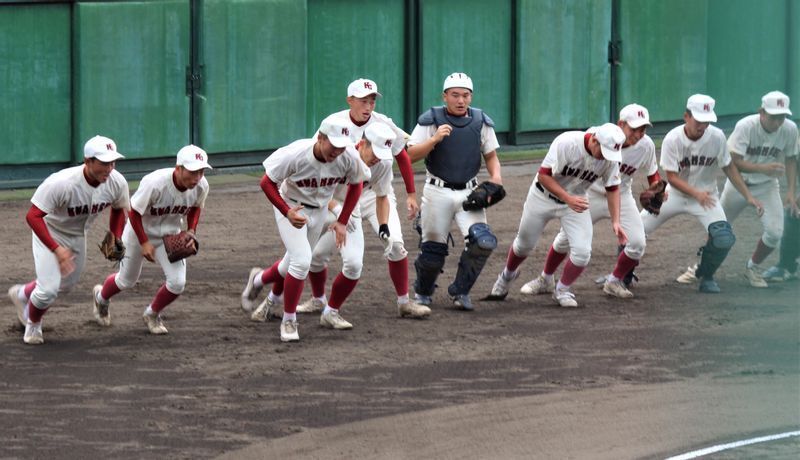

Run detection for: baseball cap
[[619, 104, 652, 128], [176, 144, 212, 171], [84, 135, 124, 162], [443, 72, 473, 92], [319, 116, 355, 149], [347, 78, 382, 98], [686, 94, 717, 123], [592, 123, 625, 162], [364, 122, 395, 160], [761, 91, 792, 116]]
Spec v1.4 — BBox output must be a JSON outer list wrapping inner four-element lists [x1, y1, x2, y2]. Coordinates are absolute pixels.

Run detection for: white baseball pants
[[721, 180, 783, 248], [114, 224, 187, 295]]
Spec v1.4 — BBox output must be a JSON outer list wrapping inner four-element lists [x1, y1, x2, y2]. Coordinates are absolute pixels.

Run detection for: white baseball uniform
[[114, 168, 210, 293], [28, 166, 129, 308], [642, 125, 731, 233], [720, 115, 799, 247], [264, 139, 371, 280], [512, 131, 621, 267], [552, 135, 658, 260]]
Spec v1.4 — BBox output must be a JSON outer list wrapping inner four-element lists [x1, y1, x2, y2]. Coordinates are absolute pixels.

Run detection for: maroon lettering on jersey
[[620, 163, 638, 176], [295, 176, 346, 188], [746, 146, 781, 158], [560, 166, 599, 183]]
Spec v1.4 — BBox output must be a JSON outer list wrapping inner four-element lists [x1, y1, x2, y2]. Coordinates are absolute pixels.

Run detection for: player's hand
[[748, 197, 764, 217], [433, 124, 452, 143], [141, 240, 156, 263], [612, 222, 628, 246], [566, 195, 589, 213], [406, 194, 419, 220], [287, 205, 308, 228], [695, 191, 716, 209], [784, 194, 800, 218], [378, 223, 390, 242], [330, 221, 347, 248], [762, 162, 785, 178], [54, 246, 75, 276]]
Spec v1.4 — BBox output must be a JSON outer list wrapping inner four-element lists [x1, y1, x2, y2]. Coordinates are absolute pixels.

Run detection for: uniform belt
[[535, 182, 565, 204], [428, 177, 478, 190], [288, 198, 319, 209]]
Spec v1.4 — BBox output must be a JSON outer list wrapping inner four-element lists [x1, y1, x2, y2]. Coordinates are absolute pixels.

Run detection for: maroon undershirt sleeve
[[260, 175, 291, 216], [337, 182, 363, 225], [395, 149, 416, 194], [128, 210, 149, 244], [26, 205, 59, 252], [186, 206, 201, 232], [109, 207, 126, 239]]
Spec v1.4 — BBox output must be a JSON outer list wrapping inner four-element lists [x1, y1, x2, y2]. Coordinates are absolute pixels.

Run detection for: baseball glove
[[163, 231, 199, 263], [462, 181, 506, 211], [640, 180, 667, 215], [98, 231, 125, 262]]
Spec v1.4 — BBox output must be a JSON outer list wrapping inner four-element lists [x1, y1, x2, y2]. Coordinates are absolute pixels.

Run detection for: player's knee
[[114, 273, 136, 290], [763, 227, 782, 248], [552, 233, 570, 254], [309, 257, 328, 273], [30, 286, 58, 308], [342, 259, 363, 279], [569, 247, 591, 267], [467, 223, 497, 254], [708, 220, 735, 249], [385, 241, 408, 262], [165, 275, 186, 295], [624, 239, 646, 260]]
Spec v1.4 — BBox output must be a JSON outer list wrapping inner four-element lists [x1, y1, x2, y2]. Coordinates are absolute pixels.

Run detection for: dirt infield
[[1, 162, 798, 459]]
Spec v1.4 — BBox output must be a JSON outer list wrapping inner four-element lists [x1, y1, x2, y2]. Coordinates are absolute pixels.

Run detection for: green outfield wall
[[0, 0, 796, 187]]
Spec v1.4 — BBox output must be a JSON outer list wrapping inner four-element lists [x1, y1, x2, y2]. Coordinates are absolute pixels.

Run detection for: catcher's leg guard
[[414, 241, 449, 296], [448, 223, 497, 296], [695, 220, 736, 279]]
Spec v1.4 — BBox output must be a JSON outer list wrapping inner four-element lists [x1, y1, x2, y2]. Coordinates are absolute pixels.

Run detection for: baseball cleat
[[319, 309, 353, 330], [92, 284, 111, 327], [297, 297, 325, 313], [398, 300, 431, 318], [251, 296, 282, 322], [280, 320, 300, 342], [520, 274, 555, 295], [676, 264, 698, 284], [8, 285, 26, 327], [744, 264, 768, 288], [23, 321, 44, 345], [698, 277, 721, 294], [240, 267, 263, 312], [603, 279, 634, 298], [552, 286, 578, 307], [451, 294, 474, 311], [594, 274, 610, 285], [762, 265, 791, 282], [484, 271, 519, 301], [414, 293, 432, 307], [142, 311, 168, 335]]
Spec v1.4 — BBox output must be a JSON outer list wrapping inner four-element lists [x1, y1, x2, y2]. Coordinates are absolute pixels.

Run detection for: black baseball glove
[[98, 231, 125, 262], [640, 180, 667, 215], [462, 181, 506, 211]]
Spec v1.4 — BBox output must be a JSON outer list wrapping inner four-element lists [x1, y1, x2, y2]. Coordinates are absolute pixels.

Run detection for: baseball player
[[540, 104, 661, 299], [407, 72, 503, 311], [90, 145, 211, 334], [297, 79, 430, 319], [241, 115, 370, 342], [487, 123, 627, 307], [641, 94, 763, 293], [763, 194, 800, 281], [677, 91, 798, 287], [7, 135, 129, 345]]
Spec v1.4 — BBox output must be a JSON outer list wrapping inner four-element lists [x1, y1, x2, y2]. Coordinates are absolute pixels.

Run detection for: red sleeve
[[338, 182, 363, 225], [260, 175, 291, 216], [538, 167, 553, 176], [25, 205, 59, 252], [605, 185, 620, 192], [186, 206, 201, 232], [109, 207, 126, 239], [647, 171, 662, 185], [128, 210, 149, 244], [395, 149, 416, 194]]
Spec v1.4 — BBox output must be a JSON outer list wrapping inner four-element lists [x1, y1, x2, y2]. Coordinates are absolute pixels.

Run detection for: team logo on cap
[[342, 127, 350, 136], [106, 143, 113, 150], [637, 111, 645, 118], [778, 99, 785, 107], [195, 153, 204, 161], [703, 104, 710, 111], [384, 140, 392, 147], [364, 82, 373, 90], [613, 143, 621, 150]]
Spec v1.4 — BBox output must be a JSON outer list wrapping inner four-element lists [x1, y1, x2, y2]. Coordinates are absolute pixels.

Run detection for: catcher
[[91, 145, 211, 334]]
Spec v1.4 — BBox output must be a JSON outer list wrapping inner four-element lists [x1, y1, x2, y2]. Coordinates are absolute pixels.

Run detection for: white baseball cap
[[686, 94, 717, 123], [443, 72, 473, 92], [84, 135, 124, 162], [761, 91, 792, 116], [619, 104, 652, 128], [176, 144, 212, 171], [319, 116, 355, 149], [591, 123, 625, 162], [364, 122, 395, 160], [348, 78, 382, 98]]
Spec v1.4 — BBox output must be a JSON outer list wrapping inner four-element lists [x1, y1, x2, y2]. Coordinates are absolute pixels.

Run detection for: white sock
[[502, 268, 517, 280], [746, 259, 756, 269], [323, 305, 335, 315], [268, 291, 282, 304], [315, 295, 327, 304], [144, 305, 155, 317], [397, 294, 409, 304], [252, 270, 264, 289], [283, 312, 297, 322], [556, 281, 569, 291], [607, 274, 620, 283], [18, 288, 28, 303], [542, 272, 554, 282]]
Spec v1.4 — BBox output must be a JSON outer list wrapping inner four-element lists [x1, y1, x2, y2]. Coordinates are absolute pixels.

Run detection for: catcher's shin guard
[[695, 221, 736, 279], [414, 241, 449, 296], [448, 224, 497, 296]]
